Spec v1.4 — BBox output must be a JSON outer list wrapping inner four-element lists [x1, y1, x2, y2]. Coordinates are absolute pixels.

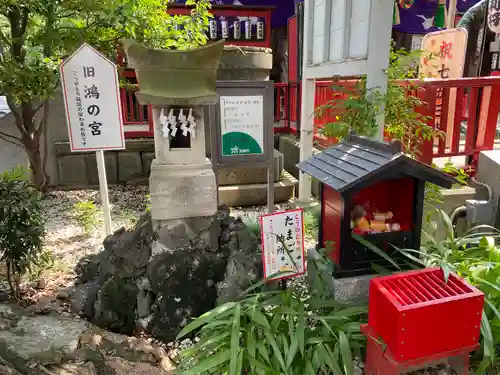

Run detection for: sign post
[[211, 81, 274, 214], [60, 43, 125, 236]]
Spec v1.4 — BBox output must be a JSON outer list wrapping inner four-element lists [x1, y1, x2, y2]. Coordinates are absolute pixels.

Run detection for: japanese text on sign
[[420, 29, 467, 131], [60, 44, 125, 152], [260, 209, 305, 280], [220, 95, 264, 156], [489, 0, 500, 34]]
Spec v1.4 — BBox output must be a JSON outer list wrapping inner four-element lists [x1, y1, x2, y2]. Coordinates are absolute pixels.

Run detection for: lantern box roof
[[297, 132, 456, 194]]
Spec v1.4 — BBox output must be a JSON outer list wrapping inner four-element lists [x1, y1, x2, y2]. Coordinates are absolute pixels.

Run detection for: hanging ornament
[[434, 0, 447, 28], [393, 0, 401, 25], [398, 0, 415, 9]]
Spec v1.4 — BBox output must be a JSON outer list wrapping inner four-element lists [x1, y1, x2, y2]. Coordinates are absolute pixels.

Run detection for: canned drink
[[257, 20, 264, 40], [245, 20, 252, 39], [233, 21, 241, 40], [221, 20, 229, 39], [209, 20, 217, 39]]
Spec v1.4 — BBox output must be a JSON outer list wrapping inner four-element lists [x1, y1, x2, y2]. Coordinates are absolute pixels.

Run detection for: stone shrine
[[123, 39, 225, 223]]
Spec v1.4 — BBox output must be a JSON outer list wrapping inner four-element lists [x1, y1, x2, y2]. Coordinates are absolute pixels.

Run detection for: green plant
[[74, 200, 99, 233], [27, 248, 55, 282], [0, 0, 212, 192], [397, 210, 500, 373], [0, 166, 46, 299], [424, 161, 470, 225], [145, 194, 151, 213], [304, 206, 320, 239], [242, 215, 261, 239], [314, 45, 442, 159], [176, 259, 367, 375]]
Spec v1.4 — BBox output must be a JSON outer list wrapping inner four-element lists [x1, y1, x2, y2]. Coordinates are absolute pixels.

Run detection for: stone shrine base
[[149, 159, 217, 221]]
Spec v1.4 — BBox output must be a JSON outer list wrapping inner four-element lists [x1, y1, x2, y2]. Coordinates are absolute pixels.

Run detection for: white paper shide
[[60, 44, 125, 152], [260, 209, 305, 280]]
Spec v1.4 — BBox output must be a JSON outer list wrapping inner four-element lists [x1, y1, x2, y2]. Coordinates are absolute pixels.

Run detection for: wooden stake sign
[[420, 28, 467, 79]]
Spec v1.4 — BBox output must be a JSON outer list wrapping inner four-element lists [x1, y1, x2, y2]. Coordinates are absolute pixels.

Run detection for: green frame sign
[[209, 80, 275, 213]]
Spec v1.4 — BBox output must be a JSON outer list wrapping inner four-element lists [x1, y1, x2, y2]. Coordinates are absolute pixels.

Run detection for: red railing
[[121, 76, 500, 166], [417, 77, 500, 167], [274, 77, 500, 167]]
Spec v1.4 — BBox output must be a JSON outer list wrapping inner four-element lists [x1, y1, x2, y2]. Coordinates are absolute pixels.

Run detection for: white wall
[[0, 112, 28, 173]]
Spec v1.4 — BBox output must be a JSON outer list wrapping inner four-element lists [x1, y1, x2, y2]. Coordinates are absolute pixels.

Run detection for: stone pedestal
[[149, 160, 217, 221], [148, 104, 217, 224], [218, 46, 273, 81]]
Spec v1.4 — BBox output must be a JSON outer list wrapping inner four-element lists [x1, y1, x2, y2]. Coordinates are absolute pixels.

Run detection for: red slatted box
[[368, 268, 484, 361]]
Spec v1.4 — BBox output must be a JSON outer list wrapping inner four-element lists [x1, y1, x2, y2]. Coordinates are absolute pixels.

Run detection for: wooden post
[[96, 150, 112, 236], [447, 0, 458, 29]]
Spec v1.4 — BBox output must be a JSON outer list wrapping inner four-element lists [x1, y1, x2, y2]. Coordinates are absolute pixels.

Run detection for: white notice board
[[260, 209, 306, 280], [220, 95, 265, 156], [60, 44, 125, 152]]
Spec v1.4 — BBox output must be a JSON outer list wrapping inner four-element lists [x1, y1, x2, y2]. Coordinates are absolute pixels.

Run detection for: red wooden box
[[368, 268, 484, 362]]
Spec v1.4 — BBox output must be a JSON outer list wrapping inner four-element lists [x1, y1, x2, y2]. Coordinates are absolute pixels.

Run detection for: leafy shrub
[[176, 257, 367, 375], [74, 200, 98, 233], [423, 161, 470, 226], [314, 45, 442, 159], [0, 166, 46, 299], [145, 194, 151, 213], [242, 214, 261, 239], [304, 205, 320, 239]]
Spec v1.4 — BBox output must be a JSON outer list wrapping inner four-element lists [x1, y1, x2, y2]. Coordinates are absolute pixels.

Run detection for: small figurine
[[351, 205, 368, 229], [351, 206, 401, 233], [373, 211, 394, 221]]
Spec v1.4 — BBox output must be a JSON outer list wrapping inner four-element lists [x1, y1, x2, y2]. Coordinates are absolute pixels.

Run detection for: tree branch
[[33, 102, 44, 116], [20, 7, 29, 36], [0, 131, 23, 148]]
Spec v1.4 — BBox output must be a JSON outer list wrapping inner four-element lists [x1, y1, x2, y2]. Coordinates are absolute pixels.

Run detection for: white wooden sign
[[60, 43, 125, 152], [59, 43, 123, 236], [260, 209, 306, 280]]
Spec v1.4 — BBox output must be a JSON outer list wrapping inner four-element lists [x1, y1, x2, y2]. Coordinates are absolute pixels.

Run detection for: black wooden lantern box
[[297, 133, 456, 278]]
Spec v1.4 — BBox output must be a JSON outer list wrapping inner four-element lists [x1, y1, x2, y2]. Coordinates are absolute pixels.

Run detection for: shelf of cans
[[166, 4, 273, 48]]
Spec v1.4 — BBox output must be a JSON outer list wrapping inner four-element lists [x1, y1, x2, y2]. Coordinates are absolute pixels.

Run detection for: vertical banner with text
[[260, 209, 306, 281]]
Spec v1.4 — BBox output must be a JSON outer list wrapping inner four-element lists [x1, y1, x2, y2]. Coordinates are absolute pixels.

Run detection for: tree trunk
[[27, 144, 46, 193], [22, 130, 48, 193]]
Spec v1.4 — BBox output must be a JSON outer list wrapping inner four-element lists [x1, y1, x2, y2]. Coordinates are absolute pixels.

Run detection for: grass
[[303, 205, 320, 239]]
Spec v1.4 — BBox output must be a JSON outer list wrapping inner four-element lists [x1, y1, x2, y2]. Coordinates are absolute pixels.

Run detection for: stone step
[[218, 149, 284, 186], [218, 170, 297, 207]]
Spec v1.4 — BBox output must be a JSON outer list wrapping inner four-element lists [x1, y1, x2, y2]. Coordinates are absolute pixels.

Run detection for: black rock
[[100, 215, 155, 279], [147, 248, 227, 342], [93, 277, 138, 335]]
